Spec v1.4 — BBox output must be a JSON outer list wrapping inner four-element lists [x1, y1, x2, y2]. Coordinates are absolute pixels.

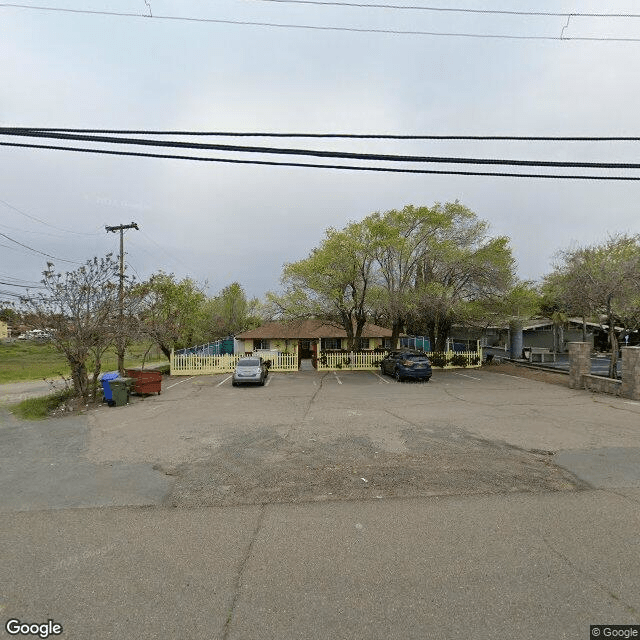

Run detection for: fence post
[[621, 346, 640, 400], [568, 342, 590, 389]]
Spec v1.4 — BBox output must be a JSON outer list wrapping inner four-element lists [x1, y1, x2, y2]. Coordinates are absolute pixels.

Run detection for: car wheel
[[232, 381, 238, 387], [260, 378, 265, 386], [394, 369, 402, 382]]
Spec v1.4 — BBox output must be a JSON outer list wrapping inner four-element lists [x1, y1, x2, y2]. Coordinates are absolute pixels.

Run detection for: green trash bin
[[109, 377, 133, 407]]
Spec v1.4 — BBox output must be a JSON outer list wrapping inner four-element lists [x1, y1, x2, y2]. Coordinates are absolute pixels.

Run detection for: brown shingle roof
[[236, 319, 393, 340]]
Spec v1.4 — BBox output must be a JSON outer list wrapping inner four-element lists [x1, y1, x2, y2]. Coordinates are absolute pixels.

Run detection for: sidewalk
[[2, 490, 639, 639]]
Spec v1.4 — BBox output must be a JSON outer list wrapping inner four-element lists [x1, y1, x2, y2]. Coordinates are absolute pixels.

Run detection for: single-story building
[[450, 317, 639, 353], [236, 319, 397, 364]]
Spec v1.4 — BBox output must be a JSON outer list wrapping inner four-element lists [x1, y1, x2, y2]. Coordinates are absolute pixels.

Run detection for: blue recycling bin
[[101, 371, 120, 402]]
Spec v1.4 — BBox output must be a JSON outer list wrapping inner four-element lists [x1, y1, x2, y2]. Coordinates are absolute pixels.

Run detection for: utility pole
[[106, 222, 139, 374]]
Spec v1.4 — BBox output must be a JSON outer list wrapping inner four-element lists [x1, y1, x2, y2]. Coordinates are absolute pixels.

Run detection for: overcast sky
[[1, 0, 640, 302]]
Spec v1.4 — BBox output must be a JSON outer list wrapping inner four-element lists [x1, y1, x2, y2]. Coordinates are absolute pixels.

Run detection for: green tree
[[365, 205, 450, 347], [545, 234, 640, 378], [137, 272, 207, 358], [22, 255, 121, 402], [205, 282, 262, 338], [270, 222, 377, 349], [408, 203, 517, 351], [0, 305, 21, 326]]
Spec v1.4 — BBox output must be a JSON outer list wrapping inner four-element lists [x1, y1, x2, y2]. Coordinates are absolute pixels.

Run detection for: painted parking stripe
[[333, 371, 343, 385], [492, 372, 525, 380], [454, 372, 481, 381], [265, 375, 272, 387], [371, 372, 391, 384], [217, 375, 232, 387], [166, 376, 195, 389]]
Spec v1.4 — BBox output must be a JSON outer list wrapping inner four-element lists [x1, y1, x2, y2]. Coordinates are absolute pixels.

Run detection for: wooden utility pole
[[106, 222, 139, 373]]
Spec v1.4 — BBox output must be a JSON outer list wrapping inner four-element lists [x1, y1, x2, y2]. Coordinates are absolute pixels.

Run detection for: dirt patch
[[160, 425, 584, 508], [486, 362, 570, 388]]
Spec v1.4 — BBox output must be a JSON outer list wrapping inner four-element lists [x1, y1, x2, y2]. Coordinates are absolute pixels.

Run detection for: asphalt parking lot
[[2, 365, 640, 639], [73, 365, 640, 509]]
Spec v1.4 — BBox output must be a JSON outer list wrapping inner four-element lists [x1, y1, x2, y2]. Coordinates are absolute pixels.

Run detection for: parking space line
[[371, 372, 391, 384], [454, 372, 481, 381], [217, 375, 232, 387], [333, 371, 342, 385], [166, 376, 195, 389], [265, 375, 272, 387]]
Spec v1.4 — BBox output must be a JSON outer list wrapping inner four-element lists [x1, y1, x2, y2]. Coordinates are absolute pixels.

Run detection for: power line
[[4, 128, 640, 141], [245, 0, 640, 19], [0, 231, 83, 264], [2, 3, 640, 41], [3, 129, 640, 169], [1, 140, 639, 180], [0, 198, 102, 236], [0, 281, 45, 289]]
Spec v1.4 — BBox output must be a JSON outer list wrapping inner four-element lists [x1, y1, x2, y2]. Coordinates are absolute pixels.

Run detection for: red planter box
[[125, 369, 162, 395]]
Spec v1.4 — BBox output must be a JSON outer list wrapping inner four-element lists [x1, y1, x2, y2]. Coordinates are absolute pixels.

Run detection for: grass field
[[0, 340, 167, 384]]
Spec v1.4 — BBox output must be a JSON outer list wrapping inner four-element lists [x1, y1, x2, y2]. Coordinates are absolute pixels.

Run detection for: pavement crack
[[222, 503, 267, 640], [603, 488, 640, 506], [383, 408, 420, 428], [285, 372, 329, 440], [540, 533, 640, 621]]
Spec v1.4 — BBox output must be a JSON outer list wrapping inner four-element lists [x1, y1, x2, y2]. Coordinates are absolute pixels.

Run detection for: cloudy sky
[[1, 0, 640, 302]]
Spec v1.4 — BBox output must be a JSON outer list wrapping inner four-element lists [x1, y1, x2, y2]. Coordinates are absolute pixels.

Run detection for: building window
[[322, 338, 341, 350], [356, 338, 370, 350], [254, 339, 269, 350], [382, 338, 392, 350]]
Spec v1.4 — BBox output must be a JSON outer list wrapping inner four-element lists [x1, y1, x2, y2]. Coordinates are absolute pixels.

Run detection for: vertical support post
[[568, 342, 591, 390], [621, 346, 640, 401], [509, 319, 523, 360], [105, 222, 139, 375]]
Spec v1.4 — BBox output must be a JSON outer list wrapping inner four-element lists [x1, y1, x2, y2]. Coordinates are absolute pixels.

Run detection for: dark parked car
[[232, 356, 269, 387], [381, 350, 432, 382]]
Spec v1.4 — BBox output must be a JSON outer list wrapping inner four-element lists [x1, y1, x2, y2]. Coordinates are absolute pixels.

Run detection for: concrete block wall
[[568, 342, 591, 390], [583, 374, 622, 396], [621, 347, 640, 401], [569, 343, 640, 400]]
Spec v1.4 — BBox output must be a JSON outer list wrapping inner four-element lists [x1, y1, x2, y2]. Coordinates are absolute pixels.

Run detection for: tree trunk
[[606, 297, 618, 379], [91, 360, 102, 403], [71, 360, 89, 403], [608, 324, 619, 379], [391, 319, 403, 350], [427, 321, 437, 353], [433, 317, 451, 352], [582, 316, 587, 342], [160, 344, 172, 360], [341, 311, 355, 350]]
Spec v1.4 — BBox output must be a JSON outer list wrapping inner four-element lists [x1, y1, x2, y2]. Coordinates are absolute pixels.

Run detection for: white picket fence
[[171, 348, 482, 375], [316, 351, 383, 371], [317, 349, 482, 371], [170, 351, 298, 375]]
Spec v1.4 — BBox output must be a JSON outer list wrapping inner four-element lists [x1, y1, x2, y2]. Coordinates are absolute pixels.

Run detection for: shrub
[[428, 352, 448, 368], [450, 353, 469, 368]]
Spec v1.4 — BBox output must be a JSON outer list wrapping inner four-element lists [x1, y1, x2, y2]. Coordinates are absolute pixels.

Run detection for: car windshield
[[402, 354, 429, 361], [238, 359, 260, 367]]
